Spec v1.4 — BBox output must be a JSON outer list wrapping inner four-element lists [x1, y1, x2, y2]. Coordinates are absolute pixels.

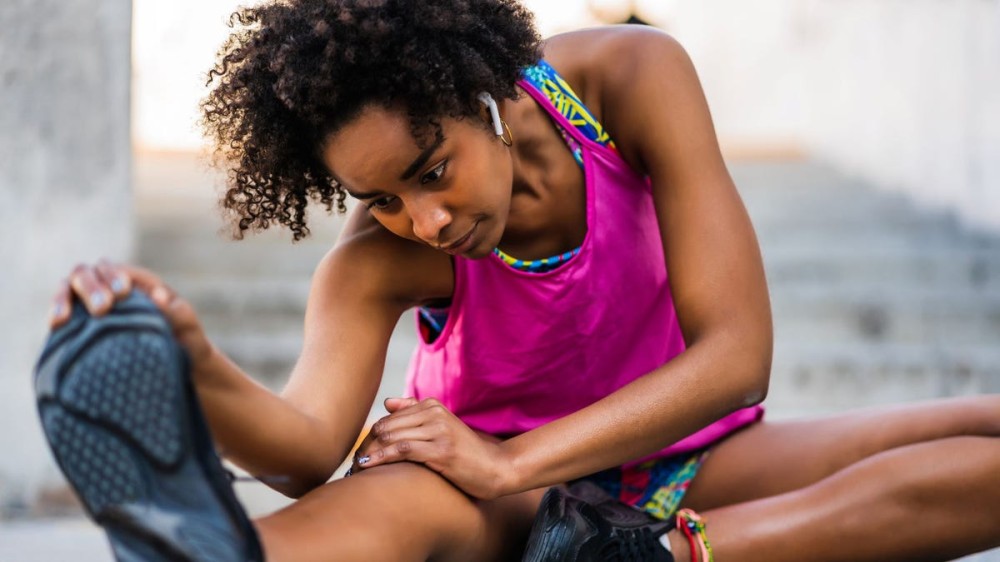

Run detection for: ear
[[477, 92, 504, 137]]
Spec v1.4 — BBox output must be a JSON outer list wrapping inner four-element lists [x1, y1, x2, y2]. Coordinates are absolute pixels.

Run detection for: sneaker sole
[[34, 292, 262, 562], [522, 485, 601, 562], [522, 484, 676, 562]]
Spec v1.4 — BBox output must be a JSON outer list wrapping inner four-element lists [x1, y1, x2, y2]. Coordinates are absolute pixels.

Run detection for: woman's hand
[[49, 259, 215, 378], [350, 397, 514, 500]]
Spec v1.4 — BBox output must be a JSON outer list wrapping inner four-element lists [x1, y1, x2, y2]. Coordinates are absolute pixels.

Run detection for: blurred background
[[1, 0, 998, 559]]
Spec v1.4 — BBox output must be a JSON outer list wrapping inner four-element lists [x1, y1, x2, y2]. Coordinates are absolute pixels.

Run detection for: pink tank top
[[405, 75, 764, 469]]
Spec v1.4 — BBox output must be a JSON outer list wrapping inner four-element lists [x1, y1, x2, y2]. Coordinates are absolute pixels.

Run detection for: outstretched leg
[[664, 396, 1000, 561], [255, 461, 549, 562], [683, 395, 1000, 511], [669, 435, 1000, 561]]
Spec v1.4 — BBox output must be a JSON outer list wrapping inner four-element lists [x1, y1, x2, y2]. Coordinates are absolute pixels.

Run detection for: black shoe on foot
[[522, 481, 675, 562], [34, 291, 264, 562]]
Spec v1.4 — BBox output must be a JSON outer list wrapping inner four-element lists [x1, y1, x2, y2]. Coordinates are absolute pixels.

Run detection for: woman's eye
[[367, 196, 396, 211], [420, 161, 447, 185]]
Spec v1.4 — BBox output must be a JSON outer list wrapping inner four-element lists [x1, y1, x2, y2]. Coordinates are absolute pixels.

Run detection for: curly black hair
[[200, 0, 541, 241]]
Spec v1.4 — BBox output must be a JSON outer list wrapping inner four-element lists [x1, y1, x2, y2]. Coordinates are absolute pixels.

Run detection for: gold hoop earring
[[500, 118, 513, 147]]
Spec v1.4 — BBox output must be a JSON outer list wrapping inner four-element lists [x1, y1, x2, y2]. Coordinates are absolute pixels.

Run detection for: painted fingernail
[[91, 292, 106, 309], [111, 278, 126, 293], [51, 302, 64, 319], [151, 286, 169, 304], [358, 456, 371, 465]]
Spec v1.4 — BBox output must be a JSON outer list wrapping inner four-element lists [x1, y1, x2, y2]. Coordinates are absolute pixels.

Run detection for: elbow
[[740, 349, 771, 408], [729, 333, 772, 409], [740, 378, 768, 408], [275, 420, 351, 498], [278, 467, 337, 499], [269, 453, 341, 499]]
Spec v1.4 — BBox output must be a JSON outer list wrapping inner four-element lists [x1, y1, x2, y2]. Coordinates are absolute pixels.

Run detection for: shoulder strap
[[517, 61, 609, 149]]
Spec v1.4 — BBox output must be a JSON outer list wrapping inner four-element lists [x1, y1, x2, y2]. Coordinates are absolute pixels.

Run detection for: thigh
[[255, 461, 549, 562], [680, 394, 1000, 512]]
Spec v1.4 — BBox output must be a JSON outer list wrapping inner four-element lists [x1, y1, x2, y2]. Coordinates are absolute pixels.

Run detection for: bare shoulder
[[542, 26, 696, 174], [543, 25, 686, 86], [313, 206, 454, 309]]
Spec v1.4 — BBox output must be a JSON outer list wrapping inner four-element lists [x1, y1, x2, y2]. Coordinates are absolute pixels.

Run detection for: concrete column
[[0, 0, 132, 515]]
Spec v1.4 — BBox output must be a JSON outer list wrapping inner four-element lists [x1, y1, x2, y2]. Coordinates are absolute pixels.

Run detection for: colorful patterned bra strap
[[520, 59, 618, 167], [490, 59, 616, 272]]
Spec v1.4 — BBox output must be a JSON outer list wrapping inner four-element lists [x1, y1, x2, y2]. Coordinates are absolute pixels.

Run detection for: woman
[[39, 0, 1000, 560]]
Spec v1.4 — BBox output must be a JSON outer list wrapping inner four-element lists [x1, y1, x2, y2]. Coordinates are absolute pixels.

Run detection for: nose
[[408, 194, 452, 246]]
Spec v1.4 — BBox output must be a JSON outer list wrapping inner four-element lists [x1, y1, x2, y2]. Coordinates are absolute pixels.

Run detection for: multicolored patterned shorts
[[569, 448, 710, 521]]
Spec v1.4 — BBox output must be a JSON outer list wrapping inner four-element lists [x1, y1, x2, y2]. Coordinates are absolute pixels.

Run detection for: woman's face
[[321, 105, 513, 259]]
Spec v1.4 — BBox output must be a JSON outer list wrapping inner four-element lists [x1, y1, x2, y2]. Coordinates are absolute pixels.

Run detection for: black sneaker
[[34, 291, 264, 562], [522, 481, 675, 562]]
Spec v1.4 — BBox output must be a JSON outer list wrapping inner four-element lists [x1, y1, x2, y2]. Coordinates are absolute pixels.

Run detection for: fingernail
[[91, 292, 106, 309], [111, 278, 125, 293], [152, 286, 168, 304], [358, 456, 371, 465], [51, 302, 64, 319]]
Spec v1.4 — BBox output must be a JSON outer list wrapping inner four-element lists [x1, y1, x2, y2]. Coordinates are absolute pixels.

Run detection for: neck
[[495, 90, 587, 260]]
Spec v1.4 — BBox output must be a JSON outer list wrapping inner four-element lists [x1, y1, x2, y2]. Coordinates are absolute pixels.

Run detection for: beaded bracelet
[[676, 508, 714, 562]]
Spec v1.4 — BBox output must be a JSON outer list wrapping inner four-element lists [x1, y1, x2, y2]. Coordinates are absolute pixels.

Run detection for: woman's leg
[[665, 394, 1000, 561], [671, 435, 1000, 561], [255, 461, 550, 562], [682, 394, 1000, 509]]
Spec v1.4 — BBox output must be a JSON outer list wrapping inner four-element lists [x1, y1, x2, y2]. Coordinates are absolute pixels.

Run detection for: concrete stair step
[[769, 284, 1000, 344], [138, 218, 342, 277], [762, 246, 1000, 288], [768, 342, 1000, 412], [753, 223, 970, 252], [743, 192, 951, 228], [210, 318, 420, 388], [161, 275, 312, 318]]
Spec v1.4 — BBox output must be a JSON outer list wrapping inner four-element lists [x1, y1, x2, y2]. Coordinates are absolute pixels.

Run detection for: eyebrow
[[342, 186, 383, 200], [338, 136, 447, 200], [331, 175, 376, 200], [399, 136, 446, 181]]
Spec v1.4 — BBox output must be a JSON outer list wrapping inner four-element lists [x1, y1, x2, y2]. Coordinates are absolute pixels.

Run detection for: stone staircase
[[136, 154, 1000, 422], [735, 161, 1000, 418]]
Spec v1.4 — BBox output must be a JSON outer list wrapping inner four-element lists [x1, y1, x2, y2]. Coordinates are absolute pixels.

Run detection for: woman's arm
[[194, 221, 414, 497], [494, 27, 773, 494], [210, 211, 448, 497]]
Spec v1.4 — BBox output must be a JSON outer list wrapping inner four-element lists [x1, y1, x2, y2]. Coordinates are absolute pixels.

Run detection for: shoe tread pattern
[[34, 293, 264, 562], [40, 404, 144, 516], [59, 330, 184, 467]]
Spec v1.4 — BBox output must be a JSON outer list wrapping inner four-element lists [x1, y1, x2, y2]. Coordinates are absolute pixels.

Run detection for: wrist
[[496, 439, 524, 498], [189, 341, 224, 387]]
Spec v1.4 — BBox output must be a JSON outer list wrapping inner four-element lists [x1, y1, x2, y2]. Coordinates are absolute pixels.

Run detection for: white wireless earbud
[[477, 92, 505, 137]]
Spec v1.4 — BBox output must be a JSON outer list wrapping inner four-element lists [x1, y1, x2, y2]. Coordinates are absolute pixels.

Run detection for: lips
[[442, 222, 478, 255]]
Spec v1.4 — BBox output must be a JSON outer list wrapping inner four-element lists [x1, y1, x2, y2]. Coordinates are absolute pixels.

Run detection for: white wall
[[662, 0, 1000, 232]]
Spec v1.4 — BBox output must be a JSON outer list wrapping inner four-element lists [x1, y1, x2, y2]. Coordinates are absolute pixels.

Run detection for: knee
[[355, 458, 451, 485], [256, 462, 487, 561], [947, 394, 1000, 436]]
